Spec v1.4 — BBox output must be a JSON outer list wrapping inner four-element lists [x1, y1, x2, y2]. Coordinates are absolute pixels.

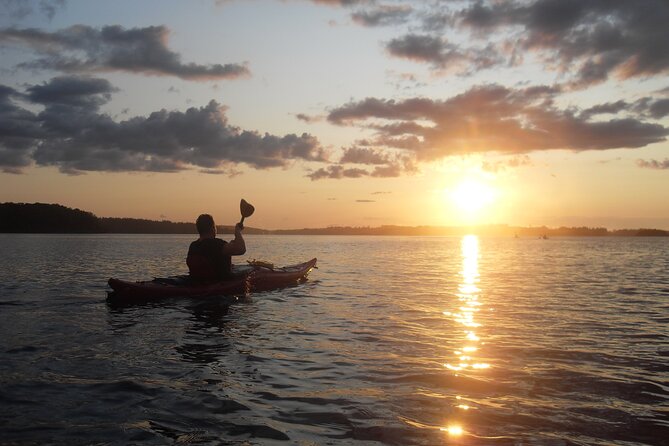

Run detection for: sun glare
[[450, 179, 495, 214]]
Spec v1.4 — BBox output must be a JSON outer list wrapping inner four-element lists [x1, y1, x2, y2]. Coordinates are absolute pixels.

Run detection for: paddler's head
[[196, 213, 216, 238]]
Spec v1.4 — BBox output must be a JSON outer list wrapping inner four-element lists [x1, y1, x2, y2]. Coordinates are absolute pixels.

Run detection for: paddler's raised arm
[[223, 222, 246, 256]]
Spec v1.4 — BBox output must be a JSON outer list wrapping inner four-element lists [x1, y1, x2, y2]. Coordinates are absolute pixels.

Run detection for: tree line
[[0, 203, 267, 234], [1, 202, 667, 236]]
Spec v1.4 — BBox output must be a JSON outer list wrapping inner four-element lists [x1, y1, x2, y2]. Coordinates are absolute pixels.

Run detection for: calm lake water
[[1, 234, 668, 445]]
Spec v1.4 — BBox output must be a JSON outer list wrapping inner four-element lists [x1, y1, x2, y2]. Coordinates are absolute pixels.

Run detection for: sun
[[450, 179, 495, 214]]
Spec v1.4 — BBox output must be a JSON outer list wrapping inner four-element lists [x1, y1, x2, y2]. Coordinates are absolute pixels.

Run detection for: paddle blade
[[240, 199, 255, 219]]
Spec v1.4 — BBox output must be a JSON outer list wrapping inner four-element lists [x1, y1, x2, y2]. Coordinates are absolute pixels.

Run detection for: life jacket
[[187, 238, 231, 281]]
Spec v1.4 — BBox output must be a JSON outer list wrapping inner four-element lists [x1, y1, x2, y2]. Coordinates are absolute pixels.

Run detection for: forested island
[[1, 202, 667, 236]]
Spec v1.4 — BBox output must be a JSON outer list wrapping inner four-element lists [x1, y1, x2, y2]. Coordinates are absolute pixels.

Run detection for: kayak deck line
[[107, 258, 317, 303]]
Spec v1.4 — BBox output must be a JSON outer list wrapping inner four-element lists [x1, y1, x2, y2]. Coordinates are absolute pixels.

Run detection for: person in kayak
[[187, 214, 246, 282]]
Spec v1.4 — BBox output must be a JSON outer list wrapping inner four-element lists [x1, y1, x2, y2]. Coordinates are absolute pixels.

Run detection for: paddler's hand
[[235, 222, 244, 234]]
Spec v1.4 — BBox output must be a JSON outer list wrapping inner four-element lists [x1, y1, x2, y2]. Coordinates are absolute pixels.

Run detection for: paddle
[[239, 199, 255, 229]]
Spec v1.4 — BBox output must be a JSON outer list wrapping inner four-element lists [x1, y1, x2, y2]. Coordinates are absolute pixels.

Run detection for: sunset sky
[[1, 0, 668, 229]]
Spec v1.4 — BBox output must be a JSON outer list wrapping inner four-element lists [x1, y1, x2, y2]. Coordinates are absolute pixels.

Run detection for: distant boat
[[540, 234, 548, 240]]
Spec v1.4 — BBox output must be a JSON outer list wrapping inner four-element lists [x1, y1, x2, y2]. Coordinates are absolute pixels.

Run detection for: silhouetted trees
[[0, 203, 269, 234], [0, 202, 667, 236], [0, 203, 102, 233], [100, 218, 195, 234]]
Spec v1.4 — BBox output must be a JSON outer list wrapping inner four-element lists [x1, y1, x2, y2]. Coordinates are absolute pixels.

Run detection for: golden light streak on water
[[443, 234, 491, 435], [441, 424, 465, 436]]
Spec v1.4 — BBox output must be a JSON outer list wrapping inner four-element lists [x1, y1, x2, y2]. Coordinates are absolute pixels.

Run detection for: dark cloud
[[387, 34, 454, 65], [308, 0, 669, 85], [0, 25, 249, 80], [0, 84, 42, 170], [646, 99, 669, 119], [26, 75, 116, 108], [581, 97, 669, 120], [385, 34, 501, 72], [0, 0, 65, 21], [637, 158, 669, 170], [352, 5, 412, 27], [326, 84, 668, 159], [454, 0, 669, 86], [0, 76, 325, 174], [580, 100, 628, 119]]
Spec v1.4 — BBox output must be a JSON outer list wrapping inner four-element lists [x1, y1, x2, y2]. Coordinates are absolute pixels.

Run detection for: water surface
[[1, 234, 668, 445]]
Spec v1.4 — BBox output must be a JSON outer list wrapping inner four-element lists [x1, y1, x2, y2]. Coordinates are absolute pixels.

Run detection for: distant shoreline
[[1, 202, 668, 237]]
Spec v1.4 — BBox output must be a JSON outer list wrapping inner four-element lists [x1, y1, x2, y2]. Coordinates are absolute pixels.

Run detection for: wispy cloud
[[482, 155, 532, 173], [0, 76, 325, 174], [307, 165, 369, 180], [352, 4, 412, 27], [308, 0, 370, 6], [306, 156, 414, 180], [0, 0, 66, 21], [295, 113, 322, 123], [0, 25, 249, 80], [637, 158, 669, 170]]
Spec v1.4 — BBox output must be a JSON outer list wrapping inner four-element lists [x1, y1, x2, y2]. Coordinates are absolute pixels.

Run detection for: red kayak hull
[[107, 258, 317, 303]]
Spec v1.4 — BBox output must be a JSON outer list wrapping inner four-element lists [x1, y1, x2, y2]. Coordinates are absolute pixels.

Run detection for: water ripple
[[1, 234, 668, 444]]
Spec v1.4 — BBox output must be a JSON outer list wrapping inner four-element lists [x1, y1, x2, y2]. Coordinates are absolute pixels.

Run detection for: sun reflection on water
[[442, 235, 490, 434]]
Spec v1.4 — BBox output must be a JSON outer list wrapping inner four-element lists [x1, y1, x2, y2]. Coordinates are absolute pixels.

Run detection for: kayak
[[107, 258, 317, 303]]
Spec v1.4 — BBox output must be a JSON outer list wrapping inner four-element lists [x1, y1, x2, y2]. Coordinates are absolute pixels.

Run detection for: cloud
[[308, 0, 370, 6], [326, 84, 668, 160], [295, 113, 322, 123], [26, 75, 116, 108], [306, 0, 669, 85], [482, 155, 532, 173], [581, 97, 669, 120], [339, 146, 389, 164], [0, 25, 250, 80], [0, 76, 325, 174], [371, 191, 391, 195], [452, 0, 669, 86], [307, 165, 369, 180], [306, 155, 414, 180], [385, 33, 500, 72], [0, 84, 43, 170], [645, 99, 669, 119], [356, 199, 375, 202], [0, 0, 65, 21], [352, 5, 412, 27], [637, 158, 669, 170], [579, 101, 629, 119]]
